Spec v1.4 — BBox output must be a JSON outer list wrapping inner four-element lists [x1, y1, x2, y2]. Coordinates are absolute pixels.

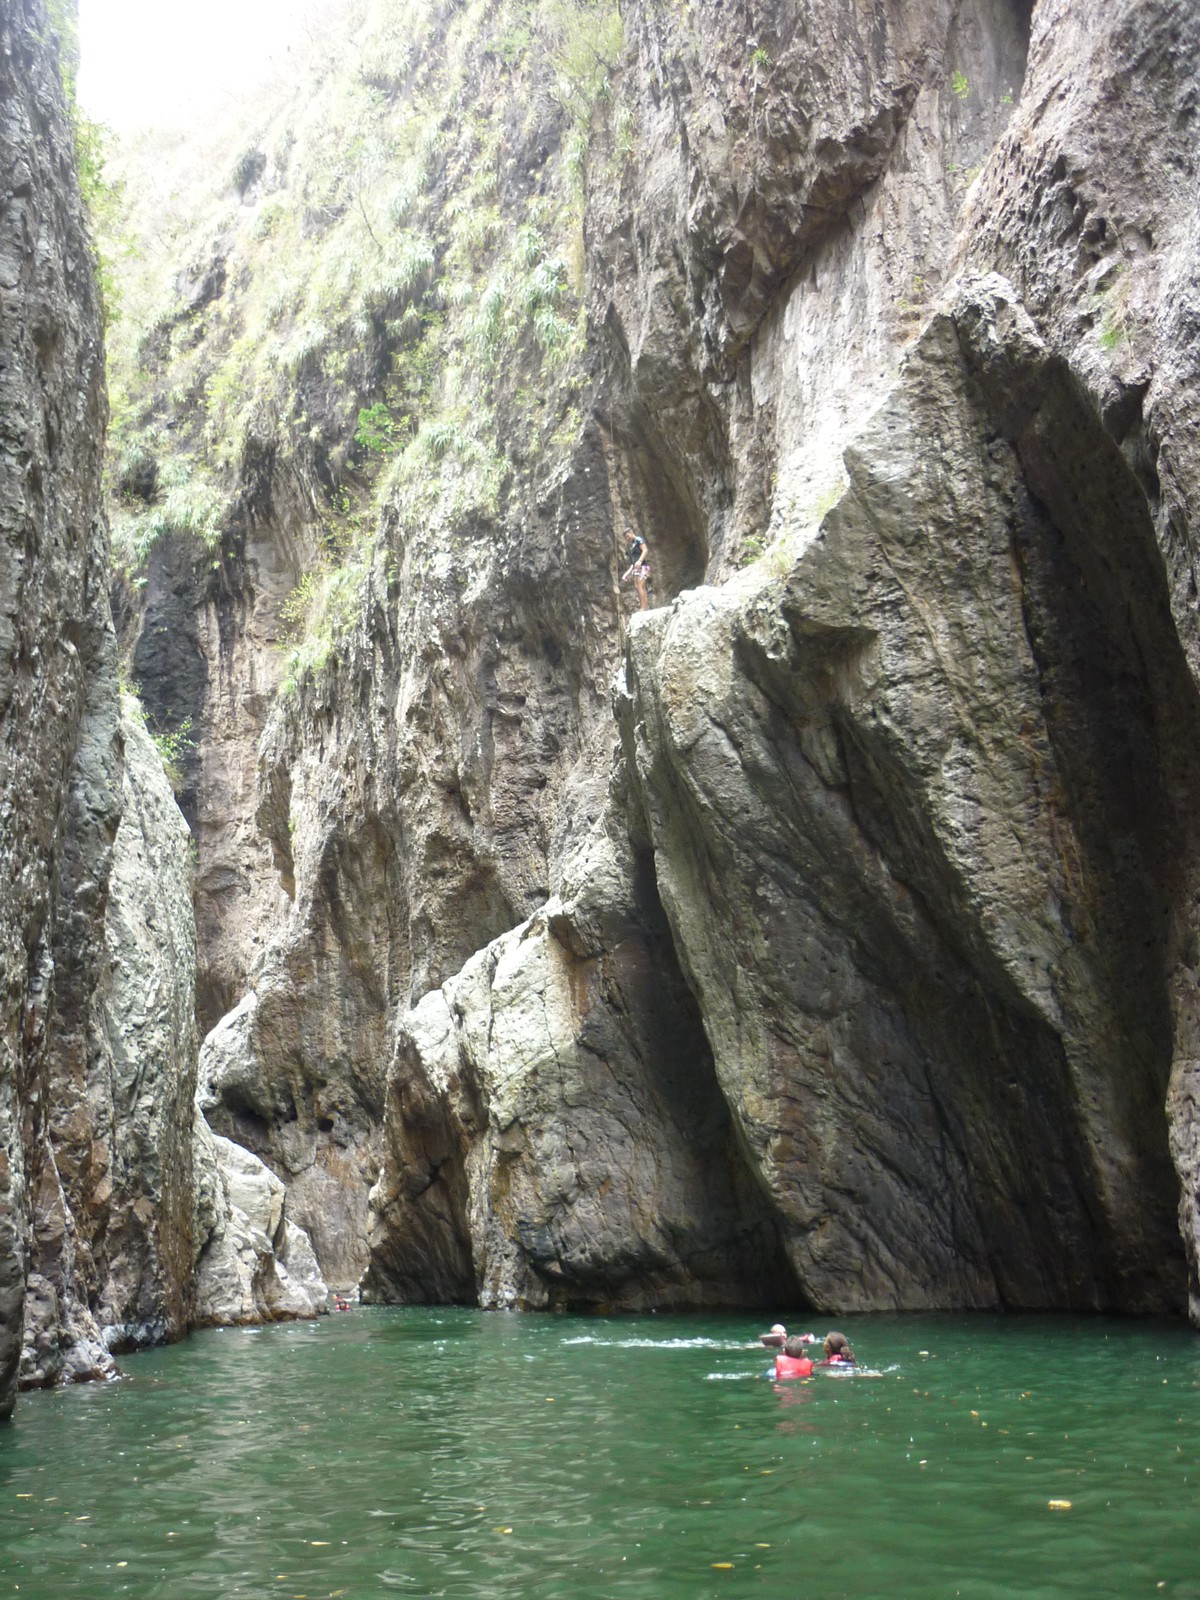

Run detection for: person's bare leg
[[635, 575, 648, 609]]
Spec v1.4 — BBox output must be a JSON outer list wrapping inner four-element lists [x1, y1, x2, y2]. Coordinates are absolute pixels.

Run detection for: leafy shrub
[[116, 441, 159, 502], [111, 456, 225, 573], [232, 147, 267, 196], [150, 716, 195, 793], [355, 401, 398, 454]]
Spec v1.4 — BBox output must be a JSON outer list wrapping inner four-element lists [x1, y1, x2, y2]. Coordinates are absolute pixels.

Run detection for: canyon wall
[[363, 0, 1200, 1315], [593, 0, 1200, 1314], [0, 0, 115, 1414], [0, 0, 324, 1418], [60, 0, 1200, 1330]]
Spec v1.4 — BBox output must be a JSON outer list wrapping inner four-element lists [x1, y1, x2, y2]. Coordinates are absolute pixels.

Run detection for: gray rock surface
[[21, 695, 202, 1384], [82, 0, 1200, 1327], [197, 978, 379, 1292], [618, 276, 1192, 1311], [0, 0, 112, 1414], [363, 818, 792, 1309], [193, 1127, 327, 1323]]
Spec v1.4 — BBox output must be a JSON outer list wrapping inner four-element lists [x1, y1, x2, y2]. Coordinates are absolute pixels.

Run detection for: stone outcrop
[[21, 699, 202, 1388], [618, 276, 1193, 1311], [0, 0, 113, 1415], [362, 814, 794, 1309], [0, 2, 326, 1417], [953, 0, 1200, 1321], [197, 974, 379, 1292], [156, 4, 636, 1294], [193, 1127, 327, 1324], [594, 0, 1200, 1314], [364, 0, 1200, 1318]]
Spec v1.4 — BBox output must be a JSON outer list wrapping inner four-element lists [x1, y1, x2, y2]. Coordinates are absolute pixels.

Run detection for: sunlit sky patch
[[76, 0, 320, 131]]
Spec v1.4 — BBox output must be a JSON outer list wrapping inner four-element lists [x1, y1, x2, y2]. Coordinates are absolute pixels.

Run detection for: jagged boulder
[[197, 978, 382, 1291], [193, 1127, 326, 1323], [363, 819, 792, 1310]]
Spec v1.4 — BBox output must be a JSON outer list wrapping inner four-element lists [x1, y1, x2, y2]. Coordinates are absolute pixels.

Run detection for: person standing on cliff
[[621, 526, 651, 611]]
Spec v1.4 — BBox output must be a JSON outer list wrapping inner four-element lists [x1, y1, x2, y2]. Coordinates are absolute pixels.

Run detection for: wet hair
[[824, 1330, 854, 1360], [783, 1336, 810, 1358]]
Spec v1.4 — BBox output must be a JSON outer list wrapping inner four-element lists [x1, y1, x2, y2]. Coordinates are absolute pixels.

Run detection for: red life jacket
[[774, 1353, 814, 1379]]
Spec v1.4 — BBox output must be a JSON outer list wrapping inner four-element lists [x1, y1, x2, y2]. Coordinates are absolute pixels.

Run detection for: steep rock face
[[601, 0, 1200, 1314], [106, 0, 1200, 1323], [618, 278, 1193, 1311], [0, 1, 317, 1414], [0, 0, 111, 1415], [178, 6, 632, 1289], [200, 446, 625, 1288], [589, 0, 1033, 576], [362, 814, 795, 1309], [21, 700, 203, 1386], [952, 0, 1200, 1319], [193, 1127, 327, 1324], [123, 513, 310, 1039]]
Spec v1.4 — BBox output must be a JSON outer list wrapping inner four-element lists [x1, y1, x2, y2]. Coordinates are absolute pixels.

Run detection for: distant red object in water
[[332, 1294, 351, 1311]]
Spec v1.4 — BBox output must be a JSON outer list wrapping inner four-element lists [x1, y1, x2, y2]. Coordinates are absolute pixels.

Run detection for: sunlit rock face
[[22, 703, 203, 1388]]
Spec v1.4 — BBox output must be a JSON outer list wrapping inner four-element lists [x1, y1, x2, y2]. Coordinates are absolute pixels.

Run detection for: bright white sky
[[76, 0, 319, 131]]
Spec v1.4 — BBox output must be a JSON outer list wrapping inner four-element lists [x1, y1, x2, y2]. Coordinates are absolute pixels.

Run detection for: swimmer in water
[[815, 1330, 856, 1366], [774, 1335, 816, 1380]]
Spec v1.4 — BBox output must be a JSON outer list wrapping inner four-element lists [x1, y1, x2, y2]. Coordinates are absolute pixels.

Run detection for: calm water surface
[[0, 1310, 1197, 1599]]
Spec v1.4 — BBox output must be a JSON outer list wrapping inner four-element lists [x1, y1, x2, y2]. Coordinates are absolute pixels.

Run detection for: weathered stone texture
[[20, 691, 205, 1385], [363, 817, 794, 1309], [618, 278, 1193, 1311], [93, 0, 1200, 1326], [600, 0, 1200, 1316], [198, 418, 628, 1286], [193, 1127, 327, 1325], [0, 0, 110, 1415]]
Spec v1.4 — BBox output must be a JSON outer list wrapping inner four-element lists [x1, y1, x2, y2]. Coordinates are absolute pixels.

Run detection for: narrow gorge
[[4, 0, 1200, 1421]]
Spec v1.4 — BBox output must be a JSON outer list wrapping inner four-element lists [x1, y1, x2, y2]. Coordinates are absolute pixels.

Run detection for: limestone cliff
[[99, 0, 1200, 1324], [0, 0, 114, 1415], [599, 0, 1200, 1315], [0, 0, 324, 1419]]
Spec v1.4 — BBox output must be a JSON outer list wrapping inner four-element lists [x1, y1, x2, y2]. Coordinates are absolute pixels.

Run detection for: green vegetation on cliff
[[102, 0, 621, 691]]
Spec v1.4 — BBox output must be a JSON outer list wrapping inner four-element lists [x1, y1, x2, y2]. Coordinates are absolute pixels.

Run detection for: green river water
[[0, 1310, 1196, 1599]]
